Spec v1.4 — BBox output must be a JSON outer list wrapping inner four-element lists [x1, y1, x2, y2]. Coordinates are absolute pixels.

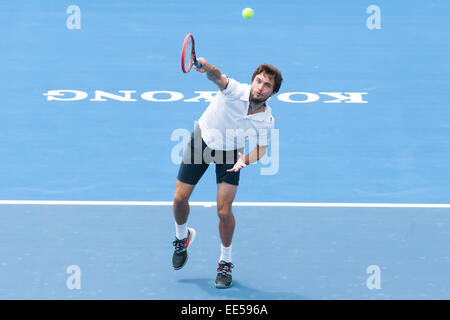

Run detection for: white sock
[[219, 244, 232, 263], [175, 222, 188, 240]]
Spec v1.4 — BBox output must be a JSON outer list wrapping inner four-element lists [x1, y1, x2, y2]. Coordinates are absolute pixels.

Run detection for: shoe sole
[[173, 228, 196, 270], [214, 281, 232, 289]]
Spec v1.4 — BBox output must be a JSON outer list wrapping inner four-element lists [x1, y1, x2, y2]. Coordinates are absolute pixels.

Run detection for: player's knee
[[173, 186, 192, 204], [217, 203, 233, 220], [173, 180, 195, 204], [173, 193, 189, 205]]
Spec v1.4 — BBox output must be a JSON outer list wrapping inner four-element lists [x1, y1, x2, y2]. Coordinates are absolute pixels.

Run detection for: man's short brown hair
[[251, 64, 283, 93]]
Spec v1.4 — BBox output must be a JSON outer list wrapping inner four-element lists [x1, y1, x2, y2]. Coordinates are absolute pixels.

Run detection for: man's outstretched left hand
[[226, 152, 247, 172]]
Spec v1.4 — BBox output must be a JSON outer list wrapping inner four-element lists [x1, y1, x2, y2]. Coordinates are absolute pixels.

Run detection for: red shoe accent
[[184, 232, 190, 248]]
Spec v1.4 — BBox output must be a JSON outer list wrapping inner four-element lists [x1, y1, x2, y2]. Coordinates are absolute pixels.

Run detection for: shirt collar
[[240, 84, 272, 121]]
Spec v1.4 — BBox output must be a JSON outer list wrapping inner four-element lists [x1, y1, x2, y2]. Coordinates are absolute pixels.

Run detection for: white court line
[[0, 200, 449, 208]]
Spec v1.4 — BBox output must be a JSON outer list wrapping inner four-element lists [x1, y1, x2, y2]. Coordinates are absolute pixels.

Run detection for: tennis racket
[[181, 33, 202, 73]]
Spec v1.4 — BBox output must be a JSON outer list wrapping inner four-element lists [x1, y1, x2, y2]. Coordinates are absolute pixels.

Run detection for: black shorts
[[177, 124, 244, 186]]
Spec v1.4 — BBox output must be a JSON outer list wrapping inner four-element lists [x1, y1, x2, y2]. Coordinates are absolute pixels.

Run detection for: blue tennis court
[[0, 0, 449, 299]]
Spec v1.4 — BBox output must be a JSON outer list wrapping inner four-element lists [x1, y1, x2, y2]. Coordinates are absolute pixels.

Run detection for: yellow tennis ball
[[242, 8, 254, 19]]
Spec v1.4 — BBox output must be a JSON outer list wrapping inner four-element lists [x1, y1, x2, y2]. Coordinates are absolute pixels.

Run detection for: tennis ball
[[242, 8, 254, 19]]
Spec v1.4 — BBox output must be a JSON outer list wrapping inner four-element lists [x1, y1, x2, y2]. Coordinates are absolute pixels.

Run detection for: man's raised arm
[[194, 57, 229, 91]]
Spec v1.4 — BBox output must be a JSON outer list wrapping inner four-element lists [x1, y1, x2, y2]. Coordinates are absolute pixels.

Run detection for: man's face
[[250, 72, 275, 104]]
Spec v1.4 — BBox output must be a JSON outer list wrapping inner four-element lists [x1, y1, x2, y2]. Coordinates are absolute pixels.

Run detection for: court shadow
[[178, 278, 308, 300]]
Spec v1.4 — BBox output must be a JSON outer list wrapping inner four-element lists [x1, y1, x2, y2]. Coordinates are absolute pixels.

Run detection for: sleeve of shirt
[[257, 115, 275, 147], [220, 77, 246, 100]]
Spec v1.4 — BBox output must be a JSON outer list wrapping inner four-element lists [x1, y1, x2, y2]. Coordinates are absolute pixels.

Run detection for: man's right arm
[[194, 57, 229, 91]]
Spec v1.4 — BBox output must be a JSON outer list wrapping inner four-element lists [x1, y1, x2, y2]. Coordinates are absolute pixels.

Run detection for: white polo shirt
[[198, 78, 275, 151]]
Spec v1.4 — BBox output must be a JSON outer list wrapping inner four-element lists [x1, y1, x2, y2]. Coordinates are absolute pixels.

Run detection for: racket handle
[[194, 60, 202, 69]]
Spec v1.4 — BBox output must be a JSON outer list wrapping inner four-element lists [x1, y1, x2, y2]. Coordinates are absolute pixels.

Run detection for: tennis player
[[172, 58, 282, 288]]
